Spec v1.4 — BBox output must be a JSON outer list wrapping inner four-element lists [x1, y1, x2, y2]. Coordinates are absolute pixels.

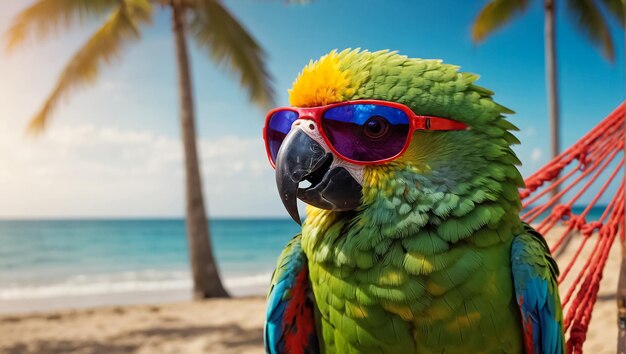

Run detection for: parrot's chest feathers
[[301, 214, 524, 353]]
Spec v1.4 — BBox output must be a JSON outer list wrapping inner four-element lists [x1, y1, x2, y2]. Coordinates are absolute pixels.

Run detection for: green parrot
[[263, 49, 564, 354]]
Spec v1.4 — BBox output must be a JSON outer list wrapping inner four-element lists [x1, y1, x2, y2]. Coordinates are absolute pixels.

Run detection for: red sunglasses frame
[[263, 99, 468, 167]]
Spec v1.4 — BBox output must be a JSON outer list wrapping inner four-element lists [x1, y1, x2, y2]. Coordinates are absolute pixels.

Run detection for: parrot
[[263, 49, 564, 354]]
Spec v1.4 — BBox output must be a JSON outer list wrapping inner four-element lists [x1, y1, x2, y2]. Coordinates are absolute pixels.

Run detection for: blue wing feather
[[264, 234, 319, 354], [511, 224, 565, 354]]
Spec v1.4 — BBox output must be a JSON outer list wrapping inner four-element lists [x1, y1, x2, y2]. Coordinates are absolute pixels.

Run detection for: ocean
[[0, 219, 300, 313], [0, 207, 606, 313]]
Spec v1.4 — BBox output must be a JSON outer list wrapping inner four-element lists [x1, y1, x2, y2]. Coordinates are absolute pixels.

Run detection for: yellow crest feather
[[289, 50, 356, 107]]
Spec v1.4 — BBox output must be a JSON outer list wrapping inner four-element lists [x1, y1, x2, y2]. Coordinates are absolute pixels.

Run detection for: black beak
[[275, 129, 362, 224]]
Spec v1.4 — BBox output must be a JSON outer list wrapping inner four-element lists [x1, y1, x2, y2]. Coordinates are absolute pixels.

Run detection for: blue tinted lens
[[322, 104, 410, 162], [267, 110, 299, 163]]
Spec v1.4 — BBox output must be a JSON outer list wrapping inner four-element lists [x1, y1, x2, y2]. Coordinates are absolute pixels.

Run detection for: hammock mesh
[[520, 102, 625, 353]]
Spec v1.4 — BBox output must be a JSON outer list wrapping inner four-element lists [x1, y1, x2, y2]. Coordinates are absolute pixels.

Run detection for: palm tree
[[5, 0, 276, 299], [472, 0, 623, 194]]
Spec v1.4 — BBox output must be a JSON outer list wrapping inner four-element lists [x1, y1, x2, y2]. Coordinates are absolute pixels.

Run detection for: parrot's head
[[269, 49, 523, 236]]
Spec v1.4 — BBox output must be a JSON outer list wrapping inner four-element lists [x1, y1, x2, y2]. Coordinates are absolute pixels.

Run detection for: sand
[[0, 297, 266, 354], [0, 225, 622, 354]]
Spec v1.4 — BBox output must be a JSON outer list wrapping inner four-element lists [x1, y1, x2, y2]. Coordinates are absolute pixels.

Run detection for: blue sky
[[0, 0, 623, 217]]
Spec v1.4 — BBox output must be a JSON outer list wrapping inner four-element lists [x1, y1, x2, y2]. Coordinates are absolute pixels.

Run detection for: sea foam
[[0, 270, 271, 300]]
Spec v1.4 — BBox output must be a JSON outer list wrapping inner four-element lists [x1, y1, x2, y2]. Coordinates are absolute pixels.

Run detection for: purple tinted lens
[[267, 110, 299, 163], [322, 104, 410, 162]]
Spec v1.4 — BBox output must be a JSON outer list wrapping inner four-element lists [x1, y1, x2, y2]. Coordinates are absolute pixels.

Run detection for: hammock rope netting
[[520, 102, 625, 353]]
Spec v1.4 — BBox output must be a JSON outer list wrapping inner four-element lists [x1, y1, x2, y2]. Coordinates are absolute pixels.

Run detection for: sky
[[0, 0, 623, 218]]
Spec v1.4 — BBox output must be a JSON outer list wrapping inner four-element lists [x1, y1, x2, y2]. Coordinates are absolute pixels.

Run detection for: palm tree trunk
[[545, 0, 560, 199], [171, 1, 228, 299]]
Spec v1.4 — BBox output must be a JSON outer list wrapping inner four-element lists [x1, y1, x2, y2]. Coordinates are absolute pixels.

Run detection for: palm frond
[[566, 0, 615, 61], [5, 0, 122, 52], [189, 0, 275, 108], [471, 0, 531, 43], [27, 0, 153, 133], [600, 0, 625, 27]]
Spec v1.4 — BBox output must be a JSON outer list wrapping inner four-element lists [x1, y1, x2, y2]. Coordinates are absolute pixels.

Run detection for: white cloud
[[531, 148, 542, 162], [0, 122, 286, 218]]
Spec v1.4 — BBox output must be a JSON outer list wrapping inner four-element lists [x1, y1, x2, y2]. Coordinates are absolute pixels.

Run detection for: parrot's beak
[[275, 128, 362, 224]]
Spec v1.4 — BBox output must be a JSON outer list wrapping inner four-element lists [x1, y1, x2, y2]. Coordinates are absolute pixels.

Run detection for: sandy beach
[[0, 297, 267, 354], [0, 225, 621, 354]]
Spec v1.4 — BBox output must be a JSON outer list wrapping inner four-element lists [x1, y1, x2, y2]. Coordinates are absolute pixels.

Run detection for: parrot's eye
[[363, 116, 390, 140]]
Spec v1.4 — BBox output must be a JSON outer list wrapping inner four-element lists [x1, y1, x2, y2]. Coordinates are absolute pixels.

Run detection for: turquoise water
[[0, 219, 300, 301]]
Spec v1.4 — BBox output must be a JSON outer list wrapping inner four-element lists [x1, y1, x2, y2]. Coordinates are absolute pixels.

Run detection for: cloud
[[530, 148, 542, 162], [524, 126, 536, 137], [0, 122, 285, 218]]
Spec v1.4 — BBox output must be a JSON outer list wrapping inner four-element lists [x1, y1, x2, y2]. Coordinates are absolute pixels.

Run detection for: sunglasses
[[263, 99, 468, 166]]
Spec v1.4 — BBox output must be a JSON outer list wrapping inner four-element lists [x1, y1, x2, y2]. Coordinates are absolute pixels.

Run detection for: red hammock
[[520, 102, 625, 353]]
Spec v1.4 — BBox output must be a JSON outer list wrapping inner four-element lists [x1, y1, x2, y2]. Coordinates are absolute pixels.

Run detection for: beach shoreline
[[0, 289, 193, 315], [0, 287, 267, 316]]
